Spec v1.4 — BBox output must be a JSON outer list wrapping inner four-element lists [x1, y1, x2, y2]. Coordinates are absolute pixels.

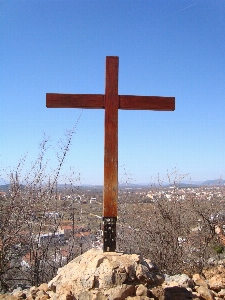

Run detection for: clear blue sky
[[1, 0, 224, 185]]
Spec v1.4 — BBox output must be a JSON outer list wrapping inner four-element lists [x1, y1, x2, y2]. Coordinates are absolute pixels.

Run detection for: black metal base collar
[[103, 217, 117, 252]]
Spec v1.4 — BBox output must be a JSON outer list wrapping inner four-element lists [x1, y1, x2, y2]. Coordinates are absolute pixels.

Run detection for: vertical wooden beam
[[103, 56, 119, 217], [103, 56, 119, 251]]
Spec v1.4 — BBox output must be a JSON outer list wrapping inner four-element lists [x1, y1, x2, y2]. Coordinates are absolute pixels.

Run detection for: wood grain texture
[[103, 56, 119, 217], [120, 95, 175, 110], [46, 93, 104, 108]]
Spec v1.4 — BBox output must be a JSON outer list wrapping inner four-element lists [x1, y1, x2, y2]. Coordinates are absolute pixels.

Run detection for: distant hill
[[165, 183, 201, 188], [164, 179, 225, 188], [0, 184, 10, 192], [201, 179, 225, 186]]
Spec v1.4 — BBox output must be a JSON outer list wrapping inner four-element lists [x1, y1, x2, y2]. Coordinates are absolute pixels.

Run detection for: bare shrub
[[0, 113, 90, 290], [117, 169, 224, 275]]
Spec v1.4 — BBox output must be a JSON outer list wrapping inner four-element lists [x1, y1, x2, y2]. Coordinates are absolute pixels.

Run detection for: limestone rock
[[38, 284, 49, 293], [136, 264, 164, 286], [135, 284, 148, 297], [203, 266, 225, 281], [209, 274, 225, 292], [163, 280, 182, 289], [105, 284, 135, 299], [0, 296, 18, 300], [218, 289, 225, 297], [35, 289, 49, 300], [163, 273, 194, 288], [149, 286, 165, 300], [48, 248, 164, 300], [196, 285, 215, 300], [192, 274, 208, 288], [9, 291, 26, 300]]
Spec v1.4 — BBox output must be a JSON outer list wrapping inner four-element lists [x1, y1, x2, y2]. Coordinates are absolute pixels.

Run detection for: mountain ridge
[[0, 179, 224, 192]]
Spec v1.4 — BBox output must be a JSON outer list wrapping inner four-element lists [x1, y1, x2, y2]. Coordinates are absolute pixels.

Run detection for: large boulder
[[48, 248, 164, 300]]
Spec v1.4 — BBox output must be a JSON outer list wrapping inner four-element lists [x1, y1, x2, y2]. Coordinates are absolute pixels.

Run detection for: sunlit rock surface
[[48, 248, 164, 299], [1, 250, 225, 300]]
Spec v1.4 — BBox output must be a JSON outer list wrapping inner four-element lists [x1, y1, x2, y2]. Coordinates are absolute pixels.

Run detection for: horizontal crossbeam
[[119, 95, 175, 110], [46, 94, 175, 111], [46, 93, 104, 108]]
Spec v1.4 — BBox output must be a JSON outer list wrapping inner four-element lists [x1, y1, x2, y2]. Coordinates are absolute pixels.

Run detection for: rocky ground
[[0, 248, 225, 300]]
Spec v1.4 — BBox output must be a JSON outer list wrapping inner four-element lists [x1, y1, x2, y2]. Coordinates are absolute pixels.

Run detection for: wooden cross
[[46, 56, 175, 252]]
